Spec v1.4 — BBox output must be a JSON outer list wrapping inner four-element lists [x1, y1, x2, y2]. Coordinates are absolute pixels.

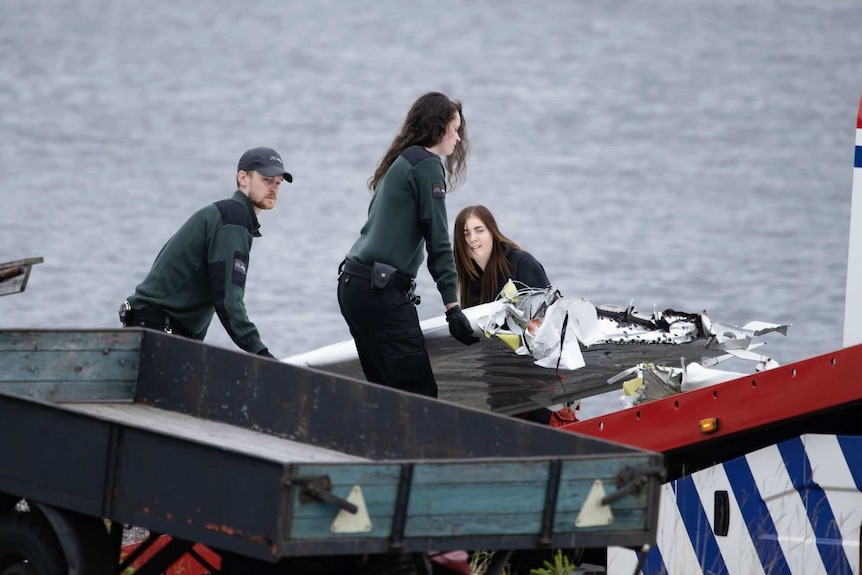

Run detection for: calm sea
[[2, 0, 861, 417]]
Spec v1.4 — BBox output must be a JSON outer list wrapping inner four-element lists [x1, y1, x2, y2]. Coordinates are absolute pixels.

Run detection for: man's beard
[[251, 194, 276, 210]]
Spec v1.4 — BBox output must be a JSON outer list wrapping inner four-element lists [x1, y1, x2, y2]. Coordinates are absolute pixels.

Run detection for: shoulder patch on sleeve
[[232, 251, 248, 287], [431, 182, 446, 198]]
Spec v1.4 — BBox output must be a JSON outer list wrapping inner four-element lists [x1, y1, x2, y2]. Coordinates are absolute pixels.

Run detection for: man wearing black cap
[[120, 147, 292, 358]]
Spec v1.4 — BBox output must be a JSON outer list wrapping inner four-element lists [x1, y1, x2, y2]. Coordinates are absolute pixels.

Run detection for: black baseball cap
[[237, 147, 293, 183]]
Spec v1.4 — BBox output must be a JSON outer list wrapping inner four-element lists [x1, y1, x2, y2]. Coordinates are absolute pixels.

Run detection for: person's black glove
[[257, 348, 276, 359], [446, 305, 479, 345]]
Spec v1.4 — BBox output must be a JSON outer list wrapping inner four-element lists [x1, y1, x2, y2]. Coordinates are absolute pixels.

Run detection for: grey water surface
[[2, 0, 860, 417]]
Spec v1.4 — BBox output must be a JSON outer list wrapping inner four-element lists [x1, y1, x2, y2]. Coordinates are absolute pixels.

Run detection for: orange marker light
[[699, 418, 719, 434]]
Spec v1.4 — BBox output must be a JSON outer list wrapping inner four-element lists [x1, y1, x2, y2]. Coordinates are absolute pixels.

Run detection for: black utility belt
[[122, 303, 194, 338], [341, 260, 414, 292]]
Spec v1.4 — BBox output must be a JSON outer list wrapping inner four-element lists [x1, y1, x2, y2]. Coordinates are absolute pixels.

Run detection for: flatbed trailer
[[0, 328, 664, 574]]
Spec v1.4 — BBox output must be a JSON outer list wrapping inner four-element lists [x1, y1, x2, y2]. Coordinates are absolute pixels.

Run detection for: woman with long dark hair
[[453, 205, 551, 308], [337, 92, 478, 398]]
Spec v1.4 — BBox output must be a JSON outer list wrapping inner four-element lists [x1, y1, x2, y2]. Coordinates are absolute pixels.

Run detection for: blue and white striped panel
[[608, 434, 862, 575], [848, 125, 862, 346], [856, 127, 862, 170]]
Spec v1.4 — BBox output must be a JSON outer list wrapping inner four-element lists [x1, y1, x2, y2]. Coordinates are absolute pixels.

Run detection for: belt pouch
[[371, 261, 398, 292]]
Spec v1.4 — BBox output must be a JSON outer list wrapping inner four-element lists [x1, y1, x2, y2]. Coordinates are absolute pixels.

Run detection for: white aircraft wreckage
[[285, 281, 789, 417]]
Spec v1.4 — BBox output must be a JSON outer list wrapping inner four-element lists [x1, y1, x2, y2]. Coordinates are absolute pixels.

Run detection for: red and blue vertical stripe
[[856, 93, 862, 168]]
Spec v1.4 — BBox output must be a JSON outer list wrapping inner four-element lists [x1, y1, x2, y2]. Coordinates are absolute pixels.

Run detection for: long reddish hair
[[368, 92, 469, 192], [453, 206, 520, 307]]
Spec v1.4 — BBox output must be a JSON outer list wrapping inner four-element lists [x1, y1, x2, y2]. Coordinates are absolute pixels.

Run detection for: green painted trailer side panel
[[0, 330, 140, 401], [0, 330, 143, 352], [405, 460, 550, 537], [286, 464, 402, 540], [284, 456, 657, 541]]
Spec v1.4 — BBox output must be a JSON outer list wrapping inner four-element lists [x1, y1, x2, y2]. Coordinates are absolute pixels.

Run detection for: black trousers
[[337, 272, 437, 398]]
